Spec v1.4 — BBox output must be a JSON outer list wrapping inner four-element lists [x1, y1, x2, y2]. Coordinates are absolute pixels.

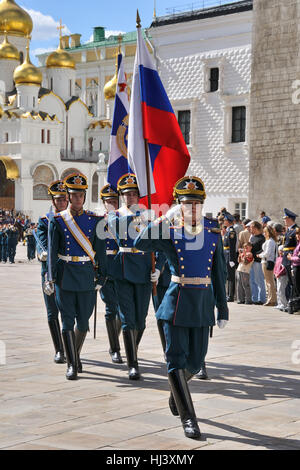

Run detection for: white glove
[[217, 320, 228, 329], [229, 261, 235, 268], [40, 251, 48, 262], [151, 269, 160, 283], [166, 205, 181, 222], [43, 280, 55, 296]]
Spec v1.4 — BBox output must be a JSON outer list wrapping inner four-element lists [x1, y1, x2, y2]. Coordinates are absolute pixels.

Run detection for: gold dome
[[0, 0, 33, 37], [13, 42, 42, 86], [104, 72, 118, 101], [46, 37, 76, 70], [0, 31, 19, 60], [0, 103, 3, 118]]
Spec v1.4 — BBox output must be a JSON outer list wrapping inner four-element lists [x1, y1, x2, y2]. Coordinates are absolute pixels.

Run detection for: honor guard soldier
[[36, 181, 68, 364], [99, 184, 123, 364], [6, 223, 19, 263], [0, 222, 6, 262], [108, 173, 164, 380], [25, 223, 36, 261], [282, 208, 298, 313], [223, 212, 238, 302], [134, 176, 229, 439], [48, 173, 107, 380], [1, 223, 8, 262]]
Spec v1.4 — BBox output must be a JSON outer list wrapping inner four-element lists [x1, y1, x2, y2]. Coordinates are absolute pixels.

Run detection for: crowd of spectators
[[218, 209, 300, 315]]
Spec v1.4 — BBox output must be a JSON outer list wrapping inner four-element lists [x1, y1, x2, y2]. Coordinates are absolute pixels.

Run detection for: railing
[[60, 149, 108, 163], [165, 0, 245, 16]]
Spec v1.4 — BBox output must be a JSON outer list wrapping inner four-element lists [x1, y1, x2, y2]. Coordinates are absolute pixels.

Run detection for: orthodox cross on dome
[[57, 18, 65, 47]]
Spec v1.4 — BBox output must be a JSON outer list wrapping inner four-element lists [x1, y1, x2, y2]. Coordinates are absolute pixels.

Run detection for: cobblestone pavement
[[0, 244, 300, 450]]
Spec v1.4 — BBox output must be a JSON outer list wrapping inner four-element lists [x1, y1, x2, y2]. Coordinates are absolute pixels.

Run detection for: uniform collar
[[69, 208, 84, 217]]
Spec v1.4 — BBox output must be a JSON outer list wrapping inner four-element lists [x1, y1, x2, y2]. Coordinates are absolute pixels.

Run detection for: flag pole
[[137, 10, 157, 296]]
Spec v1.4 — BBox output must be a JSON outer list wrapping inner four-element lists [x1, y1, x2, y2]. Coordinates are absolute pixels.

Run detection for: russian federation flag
[[107, 53, 131, 190], [128, 26, 190, 209]]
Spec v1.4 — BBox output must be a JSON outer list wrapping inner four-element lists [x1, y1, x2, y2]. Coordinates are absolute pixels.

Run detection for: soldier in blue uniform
[[99, 184, 123, 364], [282, 208, 298, 313], [1, 223, 8, 263], [25, 223, 36, 260], [7, 224, 19, 263], [0, 222, 5, 262], [222, 212, 237, 302], [134, 176, 229, 439], [48, 173, 107, 380], [108, 173, 164, 380], [36, 181, 69, 364]]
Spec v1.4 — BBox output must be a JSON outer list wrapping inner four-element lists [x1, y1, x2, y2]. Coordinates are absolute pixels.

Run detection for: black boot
[[122, 329, 140, 380], [135, 329, 145, 351], [48, 319, 65, 364], [74, 327, 87, 373], [169, 370, 194, 417], [196, 362, 208, 380], [106, 319, 123, 364], [62, 330, 78, 380], [168, 369, 201, 439]]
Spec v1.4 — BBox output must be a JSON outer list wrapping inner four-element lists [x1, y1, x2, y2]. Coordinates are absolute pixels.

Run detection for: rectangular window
[[209, 68, 219, 92], [69, 80, 72, 97], [232, 106, 246, 143], [47, 130, 51, 144], [5, 133, 9, 143], [50, 78, 53, 91], [235, 202, 247, 219], [178, 110, 191, 145], [41, 129, 45, 144]]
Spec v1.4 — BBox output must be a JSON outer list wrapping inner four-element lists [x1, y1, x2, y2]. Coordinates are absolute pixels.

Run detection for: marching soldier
[[36, 181, 69, 364], [48, 173, 107, 380], [134, 176, 229, 439], [0, 222, 5, 262], [25, 223, 36, 261], [1, 223, 8, 263], [7, 223, 19, 263], [282, 208, 298, 313], [223, 212, 238, 302], [99, 184, 123, 364], [108, 173, 164, 380]]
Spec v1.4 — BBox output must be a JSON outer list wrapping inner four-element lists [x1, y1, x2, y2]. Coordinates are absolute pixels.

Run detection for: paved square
[[0, 244, 300, 450]]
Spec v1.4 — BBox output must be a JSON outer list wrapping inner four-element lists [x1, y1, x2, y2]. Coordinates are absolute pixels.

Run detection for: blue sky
[[19, 0, 241, 62]]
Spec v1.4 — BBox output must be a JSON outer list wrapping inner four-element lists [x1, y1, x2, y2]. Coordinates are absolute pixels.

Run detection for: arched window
[[61, 168, 80, 181], [33, 184, 51, 200], [92, 171, 98, 203], [32, 164, 55, 200]]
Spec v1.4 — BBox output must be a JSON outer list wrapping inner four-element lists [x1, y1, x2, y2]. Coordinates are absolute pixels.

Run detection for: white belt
[[58, 254, 92, 263], [119, 247, 145, 254], [106, 250, 118, 255], [171, 275, 211, 286]]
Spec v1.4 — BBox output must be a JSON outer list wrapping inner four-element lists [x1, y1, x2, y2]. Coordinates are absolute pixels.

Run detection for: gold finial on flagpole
[[136, 10, 141, 29], [153, 0, 157, 20], [117, 33, 123, 54]]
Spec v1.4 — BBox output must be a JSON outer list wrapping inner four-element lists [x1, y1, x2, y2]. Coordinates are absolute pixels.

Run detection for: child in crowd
[[274, 245, 288, 312], [236, 242, 254, 304]]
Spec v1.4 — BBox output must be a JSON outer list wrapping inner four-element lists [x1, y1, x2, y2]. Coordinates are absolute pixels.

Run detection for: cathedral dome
[[104, 72, 118, 101], [0, 32, 19, 60], [0, 0, 33, 37], [46, 40, 76, 70], [13, 43, 42, 86]]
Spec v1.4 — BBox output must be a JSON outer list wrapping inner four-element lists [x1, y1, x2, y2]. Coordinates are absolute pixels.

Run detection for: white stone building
[[0, 0, 254, 221], [150, 0, 253, 217]]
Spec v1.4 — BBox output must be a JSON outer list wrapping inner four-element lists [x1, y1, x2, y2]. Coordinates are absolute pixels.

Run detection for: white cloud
[[86, 30, 126, 44], [24, 8, 71, 41]]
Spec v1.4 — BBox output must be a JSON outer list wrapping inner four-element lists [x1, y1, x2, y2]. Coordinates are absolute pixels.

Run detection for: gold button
[[180, 257, 184, 261], [208, 267, 211, 271], [208, 230, 211, 233], [178, 249, 181, 253], [213, 243, 216, 246], [175, 241, 178, 244], [209, 259, 211, 262], [181, 266, 184, 269], [211, 251, 214, 254], [181, 274, 185, 278]]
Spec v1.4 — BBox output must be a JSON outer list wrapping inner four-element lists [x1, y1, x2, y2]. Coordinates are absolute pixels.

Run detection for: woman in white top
[[258, 225, 278, 306]]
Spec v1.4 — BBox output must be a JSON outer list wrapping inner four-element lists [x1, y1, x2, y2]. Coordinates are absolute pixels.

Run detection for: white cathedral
[[0, 0, 253, 221]]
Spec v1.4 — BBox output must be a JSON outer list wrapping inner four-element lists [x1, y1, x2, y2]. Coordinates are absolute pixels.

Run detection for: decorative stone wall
[[249, 0, 300, 220]]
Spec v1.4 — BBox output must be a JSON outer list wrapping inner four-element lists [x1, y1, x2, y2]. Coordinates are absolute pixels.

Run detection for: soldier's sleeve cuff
[[217, 307, 229, 321]]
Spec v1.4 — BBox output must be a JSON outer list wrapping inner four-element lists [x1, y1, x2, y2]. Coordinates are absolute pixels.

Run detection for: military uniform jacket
[[0, 229, 7, 245], [157, 252, 172, 288], [134, 216, 229, 328], [283, 223, 298, 267], [108, 207, 165, 284], [223, 226, 237, 264], [7, 228, 19, 246], [49, 210, 107, 292]]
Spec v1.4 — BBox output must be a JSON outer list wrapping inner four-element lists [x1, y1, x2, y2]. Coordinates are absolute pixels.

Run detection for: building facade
[[249, 0, 300, 220]]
